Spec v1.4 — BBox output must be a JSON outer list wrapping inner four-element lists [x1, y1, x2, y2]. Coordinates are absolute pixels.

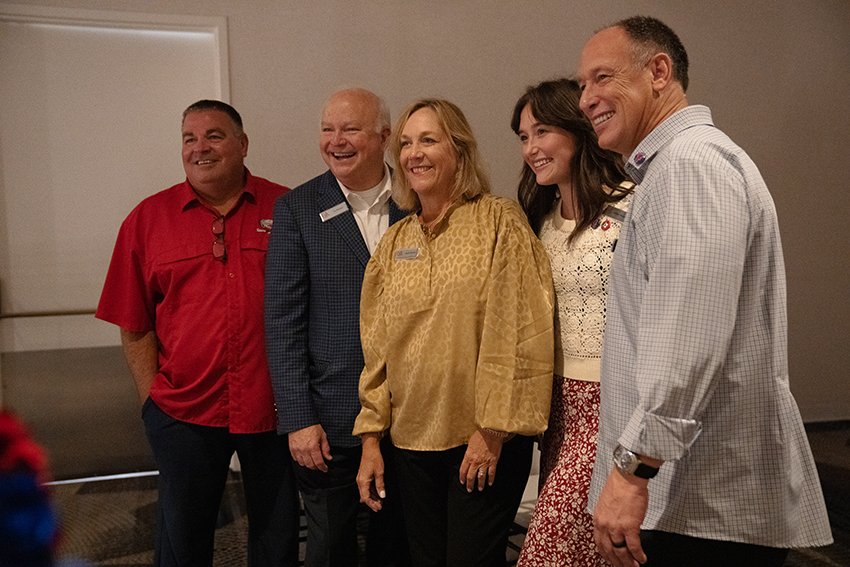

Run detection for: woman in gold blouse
[[354, 99, 555, 566]]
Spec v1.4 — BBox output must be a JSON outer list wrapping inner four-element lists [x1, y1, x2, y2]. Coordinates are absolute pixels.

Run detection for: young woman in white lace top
[[512, 78, 632, 567]]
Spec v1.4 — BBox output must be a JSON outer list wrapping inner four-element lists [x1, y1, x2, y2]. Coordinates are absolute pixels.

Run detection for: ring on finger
[[611, 540, 627, 548], [477, 470, 485, 477]]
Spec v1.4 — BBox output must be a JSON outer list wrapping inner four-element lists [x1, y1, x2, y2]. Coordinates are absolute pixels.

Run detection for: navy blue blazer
[[265, 169, 407, 448]]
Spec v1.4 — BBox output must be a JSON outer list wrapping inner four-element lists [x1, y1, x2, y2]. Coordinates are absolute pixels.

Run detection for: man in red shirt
[[97, 100, 299, 566]]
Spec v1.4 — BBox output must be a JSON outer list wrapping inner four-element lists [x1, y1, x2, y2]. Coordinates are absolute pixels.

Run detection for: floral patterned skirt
[[517, 375, 611, 567]]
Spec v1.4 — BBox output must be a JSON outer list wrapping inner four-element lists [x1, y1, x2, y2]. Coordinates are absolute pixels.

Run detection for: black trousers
[[393, 435, 534, 567], [142, 398, 300, 567], [293, 436, 410, 567], [640, 530, 790, 567]]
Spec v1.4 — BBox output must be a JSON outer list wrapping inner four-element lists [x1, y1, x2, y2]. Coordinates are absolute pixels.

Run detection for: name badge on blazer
[[395, 248, 420, 261], [319, 202, 349, 222]]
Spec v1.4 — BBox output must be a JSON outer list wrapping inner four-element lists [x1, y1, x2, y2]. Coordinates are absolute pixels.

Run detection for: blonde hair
[[390, 99, 490, 211]]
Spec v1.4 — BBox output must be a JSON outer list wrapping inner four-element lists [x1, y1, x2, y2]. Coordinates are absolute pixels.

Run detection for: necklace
[[418, 199, 456, 239], [419, 221, 437, 239], [418, 215, 440, 239]]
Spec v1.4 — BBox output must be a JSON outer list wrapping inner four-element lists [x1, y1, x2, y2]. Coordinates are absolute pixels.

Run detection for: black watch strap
[[614, 444, 660, 479], [634, 462, 659, 479]]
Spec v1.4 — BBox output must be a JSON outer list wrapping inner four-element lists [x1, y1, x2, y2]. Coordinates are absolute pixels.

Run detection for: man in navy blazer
[[265, 88, 408, 567]]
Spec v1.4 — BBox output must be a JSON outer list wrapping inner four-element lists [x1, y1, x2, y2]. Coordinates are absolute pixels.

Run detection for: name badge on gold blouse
[[394, 248, 420, 261]]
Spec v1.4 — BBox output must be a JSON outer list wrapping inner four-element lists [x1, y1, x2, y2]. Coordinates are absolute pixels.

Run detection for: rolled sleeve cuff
[[619, 407, 702, 462], [352, 410, 390, 438]]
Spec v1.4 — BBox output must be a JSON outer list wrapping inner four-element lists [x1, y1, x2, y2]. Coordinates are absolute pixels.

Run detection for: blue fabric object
[[0, 470, 56, 566]]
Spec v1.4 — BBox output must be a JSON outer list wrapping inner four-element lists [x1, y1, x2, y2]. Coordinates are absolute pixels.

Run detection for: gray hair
[[323, 88, 390, 134], [609, 15, 690, 92]]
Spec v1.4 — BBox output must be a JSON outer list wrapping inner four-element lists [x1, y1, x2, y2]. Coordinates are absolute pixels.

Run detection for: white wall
[[1, 0, 847, 421], [0, 9, 227, 353]]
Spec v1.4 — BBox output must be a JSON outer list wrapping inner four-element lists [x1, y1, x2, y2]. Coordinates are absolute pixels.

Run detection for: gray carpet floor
[[49, 422, 850, 567]]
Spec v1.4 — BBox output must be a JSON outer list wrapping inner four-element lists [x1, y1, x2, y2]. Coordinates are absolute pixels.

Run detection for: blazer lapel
[[316, 171, 371, 268], [387, 166, 410, 225], [389, 199, 407, 225]]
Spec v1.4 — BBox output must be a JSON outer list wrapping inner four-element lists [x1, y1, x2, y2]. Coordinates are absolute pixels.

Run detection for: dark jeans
[[393, 435, 534, 567], [142, 398, 300, 567], [640, 530, 791, 567], [293, 436, 410, 567]]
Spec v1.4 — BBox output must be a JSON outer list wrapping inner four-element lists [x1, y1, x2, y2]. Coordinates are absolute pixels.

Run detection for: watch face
[[613, 445, 638, 474]]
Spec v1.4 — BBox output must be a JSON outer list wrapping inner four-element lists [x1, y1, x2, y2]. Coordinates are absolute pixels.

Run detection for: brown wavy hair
[[511, 78, 630, 239]]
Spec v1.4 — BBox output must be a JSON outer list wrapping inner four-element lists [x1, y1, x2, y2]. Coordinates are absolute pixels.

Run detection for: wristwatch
[[613, 444, 659, 479]]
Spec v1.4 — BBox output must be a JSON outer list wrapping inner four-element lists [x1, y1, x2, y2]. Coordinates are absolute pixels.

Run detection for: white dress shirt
[[338, 164, 392, 255]]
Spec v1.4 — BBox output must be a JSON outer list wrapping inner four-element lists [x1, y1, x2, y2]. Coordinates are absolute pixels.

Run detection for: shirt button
[[229, 273, 235, 278]]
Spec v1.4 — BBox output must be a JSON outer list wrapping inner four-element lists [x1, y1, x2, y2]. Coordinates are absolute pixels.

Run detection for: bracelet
[[482, 427, 510, 438]]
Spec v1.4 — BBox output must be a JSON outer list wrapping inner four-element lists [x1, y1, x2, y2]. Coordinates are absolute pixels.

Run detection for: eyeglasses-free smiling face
[[181, 109, 248, 191], [398, 107, 459, 203], [320, 90, 389, 192], [517, 104, 577, 190], [577, 26, 657, 158]]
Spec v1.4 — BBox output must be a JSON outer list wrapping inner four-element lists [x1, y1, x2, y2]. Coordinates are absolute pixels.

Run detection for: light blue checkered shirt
[[590, 105, 832, 547]]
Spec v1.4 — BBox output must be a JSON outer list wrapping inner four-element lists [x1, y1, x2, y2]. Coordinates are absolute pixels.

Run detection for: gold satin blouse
[[353, 194, 555, 451]]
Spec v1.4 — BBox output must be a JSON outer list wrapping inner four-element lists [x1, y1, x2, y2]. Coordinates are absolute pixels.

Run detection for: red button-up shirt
[[96, 172, 288, 433]]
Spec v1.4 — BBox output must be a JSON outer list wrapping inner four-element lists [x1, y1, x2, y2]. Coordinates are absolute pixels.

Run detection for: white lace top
[[539, 192, 632, 381]]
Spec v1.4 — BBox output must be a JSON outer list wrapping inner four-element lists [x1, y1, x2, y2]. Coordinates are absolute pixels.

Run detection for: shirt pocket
[[240, 231, 271, 297], [241, 231, 270, 253], [148, 242, 211, 303]]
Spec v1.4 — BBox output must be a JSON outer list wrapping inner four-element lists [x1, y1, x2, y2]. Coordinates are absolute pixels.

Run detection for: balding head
[[320, 88, 391, 191]]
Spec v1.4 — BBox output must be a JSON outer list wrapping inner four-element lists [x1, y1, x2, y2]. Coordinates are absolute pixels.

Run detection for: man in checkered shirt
[[577, 16, 832, 567]]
